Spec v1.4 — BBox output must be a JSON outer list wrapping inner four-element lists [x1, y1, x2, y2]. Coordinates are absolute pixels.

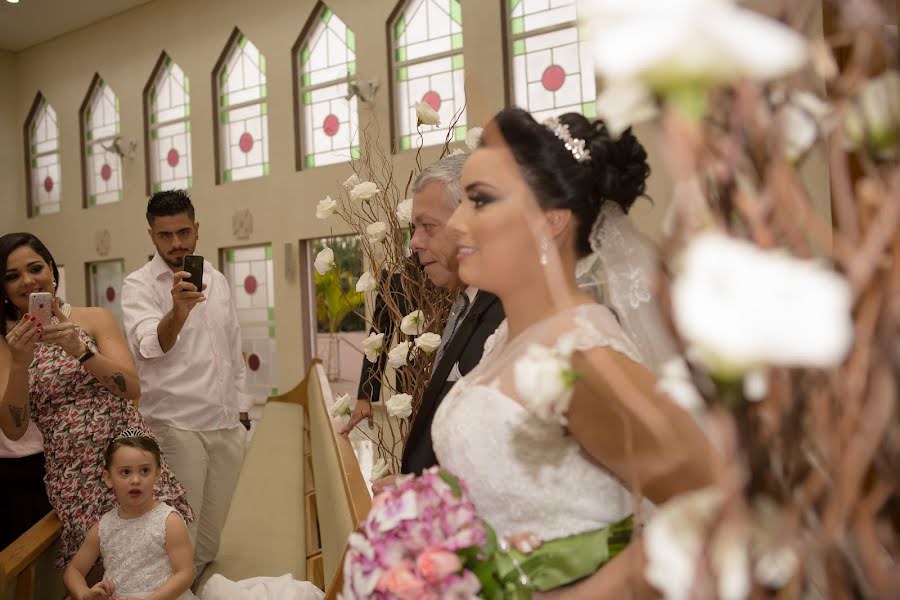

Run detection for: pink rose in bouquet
[[342, 467, 487, 599]]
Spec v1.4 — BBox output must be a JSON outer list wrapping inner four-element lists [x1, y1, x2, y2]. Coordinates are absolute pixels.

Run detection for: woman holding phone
[[0, 232, 192, 569]]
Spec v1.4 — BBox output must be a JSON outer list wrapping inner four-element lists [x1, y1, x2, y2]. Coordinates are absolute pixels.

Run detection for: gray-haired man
[[344, 154, 505, 479]]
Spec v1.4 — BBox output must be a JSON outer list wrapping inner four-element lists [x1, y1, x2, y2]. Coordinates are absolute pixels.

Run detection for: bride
[[431, 108, 717, 598]]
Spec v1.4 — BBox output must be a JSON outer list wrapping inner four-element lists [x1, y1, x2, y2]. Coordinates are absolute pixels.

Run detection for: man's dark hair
[[146, 189, 195, 226]]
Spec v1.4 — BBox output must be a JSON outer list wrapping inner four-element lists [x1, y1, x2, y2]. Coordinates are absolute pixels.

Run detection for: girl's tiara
[[543, 116, 591, 163], [114, 427, 147, 441]]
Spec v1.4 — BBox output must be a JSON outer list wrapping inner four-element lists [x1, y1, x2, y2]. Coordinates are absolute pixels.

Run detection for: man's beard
[[164, 252, 186, 270]]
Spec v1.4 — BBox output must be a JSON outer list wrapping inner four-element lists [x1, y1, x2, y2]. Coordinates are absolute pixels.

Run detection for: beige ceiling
[[0, 0, 155, 53]]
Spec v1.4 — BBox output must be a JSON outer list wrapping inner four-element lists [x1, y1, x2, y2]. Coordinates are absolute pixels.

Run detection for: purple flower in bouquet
[[342, 467, 488, 599]]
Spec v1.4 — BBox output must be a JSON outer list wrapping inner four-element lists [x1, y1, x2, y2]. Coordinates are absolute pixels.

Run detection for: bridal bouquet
[[342, 467, 631, 599], [342, 467, 487, 599]]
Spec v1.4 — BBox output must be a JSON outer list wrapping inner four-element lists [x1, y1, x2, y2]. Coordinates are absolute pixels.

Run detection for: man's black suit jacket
[[355, 272, 409, 403], [400, 290, 505, 475]]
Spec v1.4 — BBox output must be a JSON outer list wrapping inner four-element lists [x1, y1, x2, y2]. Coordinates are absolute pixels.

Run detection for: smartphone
[[28, 292, 53, 326], [183, 255, 204, 291]]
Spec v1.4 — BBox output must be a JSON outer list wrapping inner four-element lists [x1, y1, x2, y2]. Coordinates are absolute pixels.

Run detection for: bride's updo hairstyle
[[491, 107, 650, 257]]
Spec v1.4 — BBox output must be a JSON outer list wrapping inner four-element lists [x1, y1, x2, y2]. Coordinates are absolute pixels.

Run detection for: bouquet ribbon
[[494, 515, 634, 592]]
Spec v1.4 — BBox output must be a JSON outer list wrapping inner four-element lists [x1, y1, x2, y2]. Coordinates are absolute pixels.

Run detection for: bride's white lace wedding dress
[[431, 303, 653, 543]]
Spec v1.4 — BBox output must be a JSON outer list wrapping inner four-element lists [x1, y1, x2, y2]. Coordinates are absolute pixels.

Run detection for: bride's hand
[[502, 531, 542, 554]]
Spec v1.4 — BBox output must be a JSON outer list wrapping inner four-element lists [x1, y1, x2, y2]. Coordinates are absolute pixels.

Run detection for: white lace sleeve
[[513, 304, 646, 426]]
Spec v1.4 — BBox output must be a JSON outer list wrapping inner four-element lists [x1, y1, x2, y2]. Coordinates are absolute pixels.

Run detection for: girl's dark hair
[[104, 434, 162, 469], [492, 107, 651, 257], [0, 233, 60, 336]]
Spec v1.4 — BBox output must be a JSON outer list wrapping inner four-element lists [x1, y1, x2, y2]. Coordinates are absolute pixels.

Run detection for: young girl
[[64, 429, 196, 600]]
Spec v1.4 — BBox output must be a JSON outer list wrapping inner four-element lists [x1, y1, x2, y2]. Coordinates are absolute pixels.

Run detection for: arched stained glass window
[[81, 75, 123, 207], [506, 0, 597, 122], [215, 30, 270, 183], [146, 54, 192, 193], [391, 0, 467, 150], [295, 3, 360, 169], [25, 93, 61, 217]]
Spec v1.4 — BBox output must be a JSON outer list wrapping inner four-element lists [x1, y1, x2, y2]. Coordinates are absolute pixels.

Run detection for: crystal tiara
[[114, 427, 147, 441], [543, 117, 591, 163]]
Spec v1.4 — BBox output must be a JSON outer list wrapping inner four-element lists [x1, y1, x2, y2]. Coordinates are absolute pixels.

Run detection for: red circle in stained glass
[[105, 287, 116, 303], [239, 132, 255, 153], [43, 177, 54, 193], [323, 114, 340, 137], [167, 148, 180, 167], [100, 164, 112, 181], [422, 91, 441, 112], [248, 353, 261, 371], [542, 65, 566, 92], [243, 275, 258, 295]]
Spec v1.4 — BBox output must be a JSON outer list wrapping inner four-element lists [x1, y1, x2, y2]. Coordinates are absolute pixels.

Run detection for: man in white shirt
[[121, 190, 252, 580]]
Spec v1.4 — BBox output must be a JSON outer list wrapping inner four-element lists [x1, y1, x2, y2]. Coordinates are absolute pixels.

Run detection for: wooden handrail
[[311, 360, 372, 530], [0, 510, 61, 591]]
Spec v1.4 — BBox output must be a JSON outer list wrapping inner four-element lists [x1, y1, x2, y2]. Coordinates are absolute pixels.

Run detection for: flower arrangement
[[342, 467, 632, 599], [317, 104, 481, 473]]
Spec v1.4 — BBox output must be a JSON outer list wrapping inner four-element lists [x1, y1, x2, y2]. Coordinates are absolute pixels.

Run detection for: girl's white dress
[[98, 502, 196, 600]]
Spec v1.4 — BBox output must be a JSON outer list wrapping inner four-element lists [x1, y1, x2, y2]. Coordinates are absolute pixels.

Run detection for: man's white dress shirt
[[122, 254, 253, 431]]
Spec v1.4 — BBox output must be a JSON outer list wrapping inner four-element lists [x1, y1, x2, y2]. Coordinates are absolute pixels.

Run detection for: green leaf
[[438, 470, 462, 496]]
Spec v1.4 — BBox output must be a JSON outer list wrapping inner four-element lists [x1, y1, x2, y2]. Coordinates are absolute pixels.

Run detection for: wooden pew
[[304, 359, 371, 597]]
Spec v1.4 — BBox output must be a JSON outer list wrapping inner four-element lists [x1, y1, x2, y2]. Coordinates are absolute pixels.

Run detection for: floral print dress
[[28, 325, 193, 568]]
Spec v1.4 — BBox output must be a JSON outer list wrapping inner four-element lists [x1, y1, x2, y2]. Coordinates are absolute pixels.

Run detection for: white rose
[[330, 393, 352, 417], [366, 221, 388, 243], [387, 341, 411, 368], [350, 181, 381, 202], [414, 332, 442, 355], [399, 310, 425, 336], [316, 195, 337, 219], [644, 487, 750, 600], [671, 233, 853, 377], [595, 79, 659, 137], [513, 343, 578, 426], [369, 457, 390, 484], [415, 101, 441, 127], [342, 173, 360, 190], [361, 332, 385, 362], [385, 393, 413, 419], [313, 247, 335, 275], [464, 127, 483, 150], [395, 198, 413, 225], [582, 0, 807, 92], [355, 270, 377, 293]]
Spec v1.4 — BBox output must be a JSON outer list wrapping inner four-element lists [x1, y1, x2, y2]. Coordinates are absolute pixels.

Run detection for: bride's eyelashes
[[468, 191, 497, 209]]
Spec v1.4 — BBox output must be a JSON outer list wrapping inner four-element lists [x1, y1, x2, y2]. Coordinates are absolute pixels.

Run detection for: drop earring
[[539, 238, 550, 267]]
